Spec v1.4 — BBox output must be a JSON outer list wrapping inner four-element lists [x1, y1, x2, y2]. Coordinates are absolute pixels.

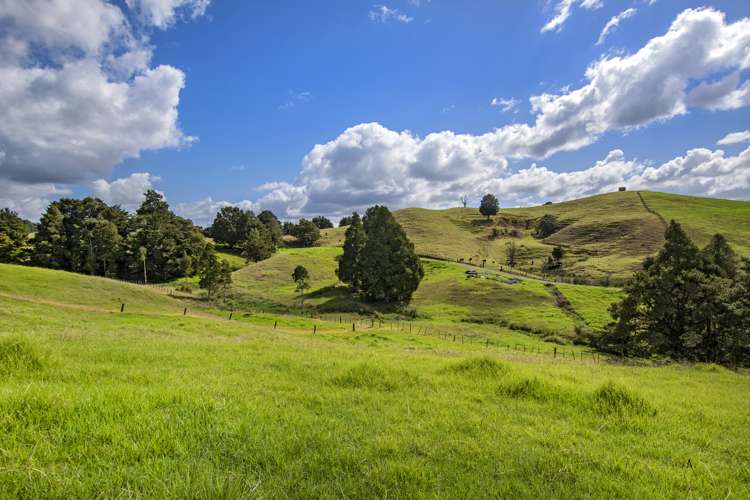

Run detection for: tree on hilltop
[[479, 194, 499, 220]]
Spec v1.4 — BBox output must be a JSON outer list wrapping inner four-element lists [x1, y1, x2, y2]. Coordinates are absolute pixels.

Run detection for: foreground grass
[[1, 265, 749, 497]]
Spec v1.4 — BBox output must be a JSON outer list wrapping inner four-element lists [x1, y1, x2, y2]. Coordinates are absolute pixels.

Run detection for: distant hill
[[320, 191, 750, 279]]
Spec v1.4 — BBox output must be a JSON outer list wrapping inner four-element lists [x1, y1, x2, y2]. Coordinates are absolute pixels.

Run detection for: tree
[[258, 210, 284, 246], [535, 214, 561, 238], [551, 246, 565, 263], [312, 216, 334, 229], [291, 219, 320, 247], [353, 205, 424, 303], [505, 241, 517, 268], [339, 216, 353, 227], [138, 246, 148, 283], [292, 265, 310, 310], [0, 208, 30, 263], [210, 206, 254, 249], [241, 226, 276, 262], [83, 217, 121, 276], [601, 220, 750, 366], [282, 221, 295, 235], [337, 212, 365, 288], [459, 195, 468, 208], [479, 194, 499, 220], [33, 204, 66, 268], [199, 253, 232, 300]]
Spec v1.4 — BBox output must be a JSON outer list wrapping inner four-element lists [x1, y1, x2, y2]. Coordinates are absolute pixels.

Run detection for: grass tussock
[[496, 377, 564, 402], [331, 363, 418, 392], [444, 357, 509, 378], [0, 337, 43, 374], [591, 382, 655, 417]]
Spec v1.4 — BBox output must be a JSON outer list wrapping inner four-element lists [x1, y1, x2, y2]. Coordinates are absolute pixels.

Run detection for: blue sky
[[1, 0, 749, 224]]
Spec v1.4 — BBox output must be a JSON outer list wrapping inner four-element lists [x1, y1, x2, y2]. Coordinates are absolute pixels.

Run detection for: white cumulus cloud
[[542, 0, 602, 34], [126, 0, 211, 28], [91, 173, 162, 211], [490, 97, 520, 113]]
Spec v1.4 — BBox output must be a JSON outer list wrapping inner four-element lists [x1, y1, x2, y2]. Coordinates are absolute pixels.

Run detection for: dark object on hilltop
[[601, 221, 750, 367], [619, 186, 627, 192], [543, 201, 553, 206], [479, 194, 499, 220], [337, 206, 423, 303], [339, 216, 353, 227]]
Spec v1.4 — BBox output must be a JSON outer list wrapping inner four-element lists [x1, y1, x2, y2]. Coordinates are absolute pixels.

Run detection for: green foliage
[[603, 221, 750, 366], [336, 212, 365, 288], [312, 216, 334, 229], [338, 215, 353, 227], [241, 226, 276, 262], [479, 193, 499, 220], [127, 191, 208, 282], [209, 206, 254, 248], [0, 208, 30, 263], [292, 264, 310, 309], [291, 218, 321, 247], [339, 205, 424, 304], [444, 357, 509, 377], [198, 252, 233, 299], [505, 241, 518, 267], [535, 214, 562, 238], [258, 210, 284, 246]]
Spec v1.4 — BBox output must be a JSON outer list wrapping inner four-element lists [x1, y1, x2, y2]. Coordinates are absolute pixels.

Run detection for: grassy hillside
[[322, 191, 749, 280], [231, 249, 592, 338], [1, 264, 748, 497], [640, 191, 750, 255]]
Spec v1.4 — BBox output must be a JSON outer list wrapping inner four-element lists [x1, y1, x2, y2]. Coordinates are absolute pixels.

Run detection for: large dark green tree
[[210, 206, 254, 249], [602, 220, 750, 366], [126, 190, 208, 282], [336, 212, 365, 289], [312, 216, 334, 229], [241, 225, 276, 262], [258, 210, 284, 247], [292, 218, 320, 247], [0, 208, 31, 263], [479, 194, 499, 220], [339, 205, 423, 304]]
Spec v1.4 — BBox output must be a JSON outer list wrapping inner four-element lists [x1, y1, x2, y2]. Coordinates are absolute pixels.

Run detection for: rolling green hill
[[1, 263, 749, 497], [318, 191, 749, 280]]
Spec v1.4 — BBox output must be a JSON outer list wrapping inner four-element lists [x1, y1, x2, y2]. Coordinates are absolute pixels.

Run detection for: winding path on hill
[[636, 191, 668, 230]]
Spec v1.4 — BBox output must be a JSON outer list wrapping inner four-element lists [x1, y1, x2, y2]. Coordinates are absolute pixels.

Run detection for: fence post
[[120, 303, 125, 313], [313, 325, 317, 335], [274, 321, 277, 329], [352, 323, 356, 332], [183, 307, 187, 316], [485, 339, 489, 348], [554, 347, 557, 358]]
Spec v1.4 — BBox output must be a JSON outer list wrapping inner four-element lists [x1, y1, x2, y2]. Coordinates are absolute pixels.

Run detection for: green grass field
[[1, 263, 749, 497]]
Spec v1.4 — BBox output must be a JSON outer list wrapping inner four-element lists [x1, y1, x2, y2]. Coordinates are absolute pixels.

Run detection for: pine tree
[[358, 205, 423, 303], [337, 212, 366, 289]]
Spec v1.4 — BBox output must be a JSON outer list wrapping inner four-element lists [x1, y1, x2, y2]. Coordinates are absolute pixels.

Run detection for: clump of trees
[[338, 216, 353, 227], [290, 219, 321, 247], [601, 221, 750, 367], [30, 191, 208, 282], [312, 216, 333, 229], [209, 207, 282, 262], [0, 209, 32, 264], [337, 206, 423, 303], [542, 246, 565, 272], [198, 253, 233, 299], [535, 214, 562, 238], [479, 194, 499, 220]]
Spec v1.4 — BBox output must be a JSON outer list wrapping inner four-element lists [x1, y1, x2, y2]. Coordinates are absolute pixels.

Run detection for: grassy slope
[[641, 191, 750, 256], [344, 191, 748, 280], [1, 265, 749, 497], [232, 250, 579, 337]]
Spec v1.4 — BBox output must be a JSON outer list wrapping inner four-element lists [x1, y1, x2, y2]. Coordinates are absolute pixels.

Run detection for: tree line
[[601, 221, 750, 367]]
